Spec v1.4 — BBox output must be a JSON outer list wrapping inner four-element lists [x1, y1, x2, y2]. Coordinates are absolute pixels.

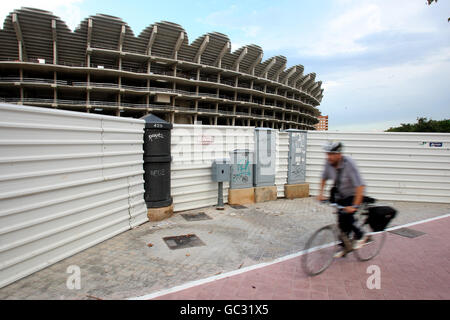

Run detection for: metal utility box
[[211, 159, 231, 182], [286, 129, 307, 184], [229, 149, 254, 189], [253, 128, 276, 187]]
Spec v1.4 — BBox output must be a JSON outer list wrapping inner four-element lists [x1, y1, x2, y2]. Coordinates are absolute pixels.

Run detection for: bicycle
[[301, 200, 387, 276]]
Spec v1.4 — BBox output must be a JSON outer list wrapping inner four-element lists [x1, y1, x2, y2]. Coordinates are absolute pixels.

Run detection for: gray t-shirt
[[322, 156, 365, 199]]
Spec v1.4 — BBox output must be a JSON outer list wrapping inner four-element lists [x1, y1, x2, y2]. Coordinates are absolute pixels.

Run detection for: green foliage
[[386, 117, 450, 132]]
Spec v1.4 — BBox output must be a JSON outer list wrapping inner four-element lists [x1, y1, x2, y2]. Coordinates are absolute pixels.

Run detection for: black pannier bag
[[366, 206, 397, 232]]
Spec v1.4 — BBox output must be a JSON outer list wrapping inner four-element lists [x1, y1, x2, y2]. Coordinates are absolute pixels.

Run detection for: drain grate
[[180, 212, 212, 221], [230, 205, 247, 209], [389, 228, 426, 238], [163, 234, 206, 250]]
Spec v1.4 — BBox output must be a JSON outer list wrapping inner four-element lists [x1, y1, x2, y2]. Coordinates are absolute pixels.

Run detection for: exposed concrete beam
[[299, 74, 311, 89], [292, 71, 304, 87], [118, 24, 126, 51], [194, 35, 209, 64], [274, 62, 286, 82], [87, 18, 93, 48], [303, 78, 316, 91], [12, 13, 27, 61], [283, 67, 297, 85], [262, 57, 276, 78], [173, 31, 184, 60], [52, 19, 57, 64], [232, 47, 248, 71], [249, 53, 262, 76], [146, 25, 157, 55], [310, 82, 320, 94], [214, 41, 230, 68]]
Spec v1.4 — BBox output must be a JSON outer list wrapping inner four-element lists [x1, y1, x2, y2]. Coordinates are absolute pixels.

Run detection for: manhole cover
[[163, 234, 206, 250], [180, 212, 212, 221], [389, 228, 426, 238], [230, 205, 247, 209]]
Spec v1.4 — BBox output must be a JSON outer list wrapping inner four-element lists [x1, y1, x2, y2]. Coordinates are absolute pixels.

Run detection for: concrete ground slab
[[0, 197, 449, 300], [151, 215, 450, 300]]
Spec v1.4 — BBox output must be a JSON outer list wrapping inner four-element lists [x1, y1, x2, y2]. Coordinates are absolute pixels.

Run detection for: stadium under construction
[[0, 7, 324, 129]]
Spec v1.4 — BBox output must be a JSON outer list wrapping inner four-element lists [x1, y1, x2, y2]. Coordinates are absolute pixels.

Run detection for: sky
[[1, 0, 449, 131]]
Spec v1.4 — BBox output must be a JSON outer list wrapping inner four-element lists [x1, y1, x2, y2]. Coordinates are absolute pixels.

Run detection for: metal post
[[217, 182, 224, 210]]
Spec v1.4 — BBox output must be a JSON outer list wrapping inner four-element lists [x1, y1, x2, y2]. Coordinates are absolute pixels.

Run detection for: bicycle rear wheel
[[354, 224, 386, 261], [302, 225, 339, 276]]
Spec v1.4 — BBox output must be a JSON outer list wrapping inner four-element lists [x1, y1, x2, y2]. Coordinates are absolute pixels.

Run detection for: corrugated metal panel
[[306, 131, 450, 203], [0, 103, 147, 288], [171, 124, 254, 212], [275, 131, 289, 197]]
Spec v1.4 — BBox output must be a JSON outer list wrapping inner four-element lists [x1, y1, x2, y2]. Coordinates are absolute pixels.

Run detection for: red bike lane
[[151, 215, 450, 300]]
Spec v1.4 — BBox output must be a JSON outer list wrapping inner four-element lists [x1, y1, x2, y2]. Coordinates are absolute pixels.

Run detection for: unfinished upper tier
[[0, 7, 324, 129]]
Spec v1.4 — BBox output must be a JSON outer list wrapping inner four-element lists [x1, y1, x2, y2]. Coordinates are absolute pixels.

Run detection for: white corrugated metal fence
[[0, 104, 147, 288], [171, 124, 255, 212], [306, 131, 450, 203]]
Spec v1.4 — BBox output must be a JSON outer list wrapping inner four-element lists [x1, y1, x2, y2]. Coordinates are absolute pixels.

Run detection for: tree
[[427, 0, 450, 22], [386, 117, 450, 132]]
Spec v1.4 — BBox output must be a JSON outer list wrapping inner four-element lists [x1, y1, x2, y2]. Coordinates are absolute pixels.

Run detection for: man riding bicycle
[[316, 141, 369, 258]]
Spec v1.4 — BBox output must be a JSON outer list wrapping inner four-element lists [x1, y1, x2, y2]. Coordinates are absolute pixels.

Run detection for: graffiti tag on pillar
[[148, 132, 164, 141]]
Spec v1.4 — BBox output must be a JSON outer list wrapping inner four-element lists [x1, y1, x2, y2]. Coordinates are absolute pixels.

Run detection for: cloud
[[320, 46, 450, 130], [241, 25, 261, 38], [0, 0, 84, 31]]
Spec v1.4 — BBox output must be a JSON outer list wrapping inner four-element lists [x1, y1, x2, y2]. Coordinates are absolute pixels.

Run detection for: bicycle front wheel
[[302, 225, 339, 276], [354, 228, 386, 261]]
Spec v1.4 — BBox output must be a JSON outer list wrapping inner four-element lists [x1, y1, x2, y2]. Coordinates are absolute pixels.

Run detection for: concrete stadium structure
[[0, 7, 324, 129]]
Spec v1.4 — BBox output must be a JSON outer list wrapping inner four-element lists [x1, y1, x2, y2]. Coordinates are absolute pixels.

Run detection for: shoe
[[353, 235, 370, 250], [333, 250, 346, 258]]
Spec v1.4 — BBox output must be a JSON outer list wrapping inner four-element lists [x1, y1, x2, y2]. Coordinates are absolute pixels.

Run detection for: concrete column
[[146, 79, 150, 107], [53, 71, 57, 106]]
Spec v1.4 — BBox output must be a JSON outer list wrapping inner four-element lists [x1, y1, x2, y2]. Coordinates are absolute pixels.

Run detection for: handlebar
[[318, 200, 368, 215], [319, 200, 345, 209]]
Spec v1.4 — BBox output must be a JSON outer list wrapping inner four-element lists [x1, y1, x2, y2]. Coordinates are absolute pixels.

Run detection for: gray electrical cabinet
[[286, 130, 307, 184], [229, 149, 254, 189], [211, 159, 231, 182], [253, 128, 276, 187]]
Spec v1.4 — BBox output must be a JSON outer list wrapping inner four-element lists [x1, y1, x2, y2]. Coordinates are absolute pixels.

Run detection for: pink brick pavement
[[153, 216, 450, 300]]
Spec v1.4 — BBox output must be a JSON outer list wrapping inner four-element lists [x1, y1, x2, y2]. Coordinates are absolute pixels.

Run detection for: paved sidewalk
[[150, 216, 450, 300], [0, 197, 449, 300]]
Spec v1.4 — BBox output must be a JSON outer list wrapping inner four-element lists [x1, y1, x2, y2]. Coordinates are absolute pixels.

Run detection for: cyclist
[[316, 141, 369, 258]]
